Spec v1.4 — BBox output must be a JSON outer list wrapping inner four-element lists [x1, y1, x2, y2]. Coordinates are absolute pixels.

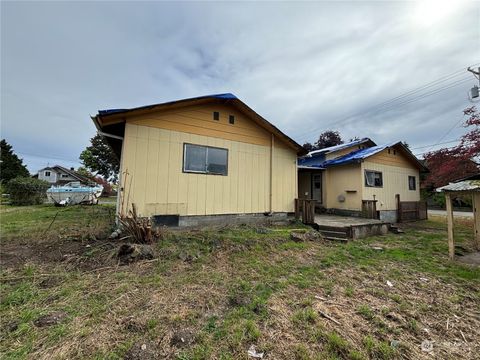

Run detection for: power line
[[410, 139, 460, 150], [294, 63, 480, 142], [362, 78, 471, 116], [414, 144, 459, 157], [423, 116, 465, 154], [295, 76, 472, 142], [364, 70, 467, 109]]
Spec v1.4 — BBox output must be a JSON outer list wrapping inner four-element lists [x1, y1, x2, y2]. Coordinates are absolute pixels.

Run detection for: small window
[[408, 176, 416, 190], [229, 115, 235, 124], [183, 144, 228, 175], [213, 111, 219, 120], [365, 170, 383, 187], [393, 150, 396, 155], [45, 171, 51, 177], [61, 174, 69, 178]]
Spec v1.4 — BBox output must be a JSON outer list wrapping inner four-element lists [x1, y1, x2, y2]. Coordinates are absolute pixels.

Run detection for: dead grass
[[1, 206, 479, 359]]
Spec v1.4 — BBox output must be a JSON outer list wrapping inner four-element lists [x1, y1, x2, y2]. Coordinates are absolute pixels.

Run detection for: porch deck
[[314, 214, 390, 241]]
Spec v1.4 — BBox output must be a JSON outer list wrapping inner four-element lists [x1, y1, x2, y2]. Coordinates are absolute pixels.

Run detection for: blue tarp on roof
[[298, 142, 400, 169], [298, 153, 326, 167], [322, 142, 399, 167], [307, 138, 374, 156], [98, 93, 238, 115]]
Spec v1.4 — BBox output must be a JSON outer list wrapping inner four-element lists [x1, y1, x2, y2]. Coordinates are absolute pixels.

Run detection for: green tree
[[80, 134, 119, 181], [315, 130, 343, 149], [0, 139, 30, 183], [76, 166, 94, 179]]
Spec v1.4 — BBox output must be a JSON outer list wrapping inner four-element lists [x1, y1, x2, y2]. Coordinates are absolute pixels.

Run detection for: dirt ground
[[457, 252, 480, 266], [1, 206, 479, 359]]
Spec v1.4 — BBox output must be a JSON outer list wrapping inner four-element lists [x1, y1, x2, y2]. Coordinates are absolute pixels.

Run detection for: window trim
[[229, 115, 235, 124], [45, 171, 51, 177], [408, 175, 416, 191], [364, 170, 383, 188], [213, 111, 219, 121], [182, 143, 229, 176]]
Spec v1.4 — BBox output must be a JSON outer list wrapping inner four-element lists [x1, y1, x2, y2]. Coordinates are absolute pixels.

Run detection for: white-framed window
[[183, 143, 228, 176], [408, 176, 416, 190], [44, 171, 51, 177], [61, 174, 69, 178], [365, 170, 383, 187]]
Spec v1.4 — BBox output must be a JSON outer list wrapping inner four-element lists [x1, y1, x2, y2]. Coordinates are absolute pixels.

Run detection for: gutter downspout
[[270, 134, 274, 213]]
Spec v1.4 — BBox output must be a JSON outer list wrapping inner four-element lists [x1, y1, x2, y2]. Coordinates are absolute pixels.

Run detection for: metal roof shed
[[436, 175, 480, 260]]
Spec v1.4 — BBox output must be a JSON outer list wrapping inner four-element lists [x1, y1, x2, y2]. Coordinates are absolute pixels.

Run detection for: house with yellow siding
[[298, 138, 427, 222], [92, 93, 305, 226]]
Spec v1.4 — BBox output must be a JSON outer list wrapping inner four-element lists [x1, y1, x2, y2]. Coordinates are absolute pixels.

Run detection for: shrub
[[7, 177, 50, 205]]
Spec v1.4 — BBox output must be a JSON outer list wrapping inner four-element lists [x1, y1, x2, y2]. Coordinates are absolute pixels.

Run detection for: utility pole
[[467, 66, 480, 99]]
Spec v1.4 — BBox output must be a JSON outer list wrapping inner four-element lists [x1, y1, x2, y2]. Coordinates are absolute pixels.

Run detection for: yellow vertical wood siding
[[120, 123, 296, 217], [128, 103, 273, 147], [298, 172, 312, 199], [324, 164, 363, 210], [362, 159, 420, 211], [367, 148, 418, 169], [272, 145, 297, 212]]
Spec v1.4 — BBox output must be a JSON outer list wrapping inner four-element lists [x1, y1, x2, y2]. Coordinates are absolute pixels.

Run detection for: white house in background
[[35, 165, 91, 185]]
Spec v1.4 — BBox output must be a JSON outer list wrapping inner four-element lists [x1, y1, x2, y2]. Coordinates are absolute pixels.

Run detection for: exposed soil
[[1, 216, 479, 359], [34, 311, 68, 328], [0, 237, 118, 271], [124, 340, 161, 360], [456, 252, 480, 266]]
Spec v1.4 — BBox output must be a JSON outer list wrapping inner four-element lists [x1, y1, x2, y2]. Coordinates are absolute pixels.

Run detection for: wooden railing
[[295, 199, 316, 224], [362, 200, 378, 219]]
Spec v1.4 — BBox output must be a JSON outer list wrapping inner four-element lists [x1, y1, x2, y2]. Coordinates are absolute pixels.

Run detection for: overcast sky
[[2, 1, 479, 173]]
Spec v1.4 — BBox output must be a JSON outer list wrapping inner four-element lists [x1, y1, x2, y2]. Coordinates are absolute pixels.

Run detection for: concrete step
[[317, 229, 349, 239]]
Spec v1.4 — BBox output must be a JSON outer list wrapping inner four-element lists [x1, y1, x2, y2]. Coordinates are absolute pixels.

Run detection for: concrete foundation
[[379, 210, 398, 223], [155, 212, 292, 228], [314, 214, 390, 240], [350, 223, 389, 239]]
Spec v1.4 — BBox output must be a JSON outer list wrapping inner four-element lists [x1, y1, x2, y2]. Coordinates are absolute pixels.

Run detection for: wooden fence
[[362, 200, 378, 219], [295, 199, 316, 224], [396, 194, 427, 222]]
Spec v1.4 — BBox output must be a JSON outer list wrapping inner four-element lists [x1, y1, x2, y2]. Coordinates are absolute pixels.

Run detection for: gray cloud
[[1, 1, 479, 172]]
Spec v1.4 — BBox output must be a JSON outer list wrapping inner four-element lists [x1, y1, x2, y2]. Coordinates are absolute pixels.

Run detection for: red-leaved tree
[[93, 176, 113, 196], [423, 106, 480, 189]]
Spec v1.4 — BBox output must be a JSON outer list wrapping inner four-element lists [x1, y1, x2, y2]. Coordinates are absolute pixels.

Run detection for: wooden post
[[445, 192, 454, 260], [395, 194, 401, 223], [473, 192, 480, 251], [294, 199, 300, 220]]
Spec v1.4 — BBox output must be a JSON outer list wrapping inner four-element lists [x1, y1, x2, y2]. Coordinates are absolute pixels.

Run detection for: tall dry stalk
[[118, 203, 155, 244]]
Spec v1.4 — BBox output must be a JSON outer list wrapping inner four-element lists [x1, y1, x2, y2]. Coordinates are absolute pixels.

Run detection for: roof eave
[[94, 95, 306, 155]]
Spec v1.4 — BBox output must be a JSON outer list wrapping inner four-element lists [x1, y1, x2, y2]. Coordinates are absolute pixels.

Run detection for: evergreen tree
[[0, 139, 30, 183]]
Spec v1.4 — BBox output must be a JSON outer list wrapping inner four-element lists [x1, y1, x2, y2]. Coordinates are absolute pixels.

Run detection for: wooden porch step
[[323, 236, 349, 243], [317, 229, 349, 239], [315, 225, 349, 232], [389, 225, 404, 234]]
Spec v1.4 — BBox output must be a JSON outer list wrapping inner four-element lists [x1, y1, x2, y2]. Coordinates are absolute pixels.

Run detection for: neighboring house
[[92, 93, 306, 226], [35, 165, 92, 185], [298, 138, 427, 222]]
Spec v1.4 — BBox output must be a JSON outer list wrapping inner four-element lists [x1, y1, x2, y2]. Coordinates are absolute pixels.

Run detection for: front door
[[312, 173, 322, 203]]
